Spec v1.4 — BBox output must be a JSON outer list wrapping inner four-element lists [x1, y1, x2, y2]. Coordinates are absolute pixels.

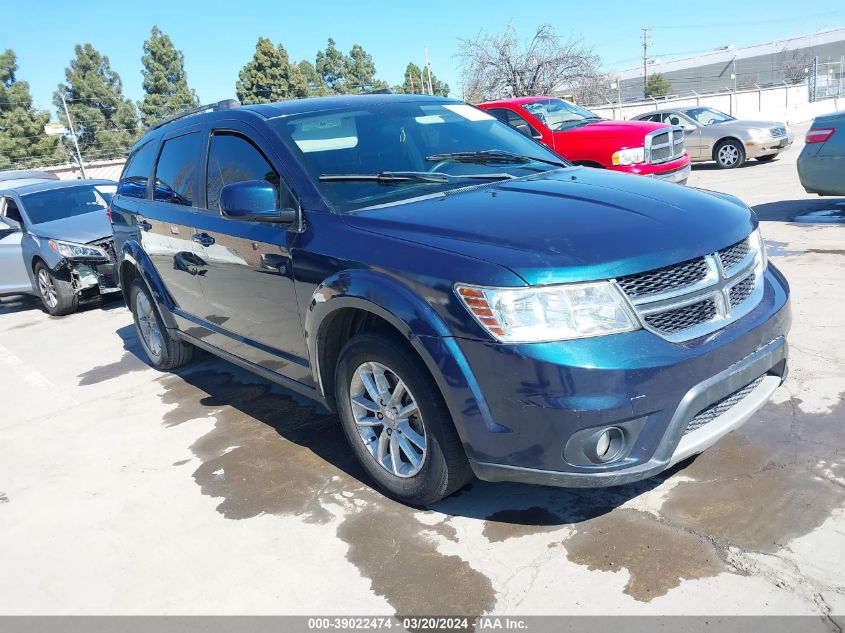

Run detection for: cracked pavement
[[0, 122, 842, 621]]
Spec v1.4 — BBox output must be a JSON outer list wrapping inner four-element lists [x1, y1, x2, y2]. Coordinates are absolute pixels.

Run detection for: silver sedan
[[633, 107, 793, 169]]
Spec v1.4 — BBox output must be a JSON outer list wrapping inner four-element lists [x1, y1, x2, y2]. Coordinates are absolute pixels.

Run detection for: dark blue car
[[111, 95, 790, 504]]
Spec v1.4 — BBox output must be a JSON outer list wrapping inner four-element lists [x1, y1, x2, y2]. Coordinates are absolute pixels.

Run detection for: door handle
[[192, 233, 215, 247], [137, 219, 152, 232]]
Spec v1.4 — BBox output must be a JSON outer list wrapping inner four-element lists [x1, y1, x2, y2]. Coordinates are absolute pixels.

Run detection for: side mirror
[[0, 216, 21, 232], [220, 180, 297, 224], [683, 124, 696, 132]]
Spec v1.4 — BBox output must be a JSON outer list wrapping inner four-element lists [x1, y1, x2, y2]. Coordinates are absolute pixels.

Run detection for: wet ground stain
[[157, 363, 498, 615], [78, 350, 149, 386], [5, 321, 36, 331], [661, 396, 845, 552], [565, 508, 724, 601], [0, 493, 8, 503], [483, 506, 563, 542], [338, 503, 496, 616], [766, 240, 803, 257]]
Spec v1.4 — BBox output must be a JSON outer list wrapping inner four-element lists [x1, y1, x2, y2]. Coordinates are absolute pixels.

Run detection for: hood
[[344, 167, 754, 285], [557, 119, 667, 140], [30, 211, 111, 244], [714, 119, 785, 131]]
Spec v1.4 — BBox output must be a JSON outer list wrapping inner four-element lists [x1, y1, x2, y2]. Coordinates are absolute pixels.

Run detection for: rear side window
[[118, 141, 157, 199], [206, 132, 293, 213], [154, 133, 201, 207]]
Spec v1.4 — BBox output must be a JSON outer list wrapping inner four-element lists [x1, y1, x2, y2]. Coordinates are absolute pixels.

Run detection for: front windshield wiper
[[424, 150, 567, 168], [318, 170, 516, 184]]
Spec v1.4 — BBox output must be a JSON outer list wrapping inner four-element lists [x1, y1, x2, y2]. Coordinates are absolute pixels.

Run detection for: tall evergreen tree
[[53, 44, 139, 160], [297, 60, 329, 97], [315, 38, 348, 94], [396, 62, 450, 96], [139, 26, 198, 127], [236, 37, 307, 104], [0, 50, 65, 169]]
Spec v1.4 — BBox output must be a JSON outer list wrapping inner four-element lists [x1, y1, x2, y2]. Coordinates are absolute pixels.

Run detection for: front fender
[[304, 270, 502, 456], [119, 239, 178, 330]]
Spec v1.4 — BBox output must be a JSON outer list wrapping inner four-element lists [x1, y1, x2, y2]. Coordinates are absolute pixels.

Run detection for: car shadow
[[0, 294, 41, 315], [753, 198, 845, 222], [0, 291, 124, 317], [157, 348, 681, 526]]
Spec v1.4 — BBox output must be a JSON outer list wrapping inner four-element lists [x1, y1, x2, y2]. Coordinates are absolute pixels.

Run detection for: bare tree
[[779, 47, 810, 85], [457, 23, 601, 102]]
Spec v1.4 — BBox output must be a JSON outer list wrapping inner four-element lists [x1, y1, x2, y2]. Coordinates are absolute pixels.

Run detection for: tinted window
[[154, 133, 200, 206], [118, 140, 157, 199], [269, 102, 567, 212], [206, 133, 289, 213], [3, 197, 23, 223], [20, 184, 114, 225]]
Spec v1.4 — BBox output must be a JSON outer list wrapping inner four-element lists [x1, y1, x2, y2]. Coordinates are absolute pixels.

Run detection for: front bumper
[[650, 163, 691, 185], [746, 133, 793, 158], [611, 155, 691, 184], [423, 266, 790, 488]]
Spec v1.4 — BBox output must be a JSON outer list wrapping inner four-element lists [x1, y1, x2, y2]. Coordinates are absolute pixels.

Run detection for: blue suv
[[111, 95, 790, 504]]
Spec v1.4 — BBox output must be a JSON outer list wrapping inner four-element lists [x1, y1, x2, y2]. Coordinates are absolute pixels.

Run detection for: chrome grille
[[617, 257, 708, 298], [615, 233, 765, 342], [645, 126, 686, 165], [770, 126, 786, 137], [729, 274, 755, 307], [718, 237, 750, 271], [88, 237, 116, 262], [644, 299, 717, 334], [684, 374, 766, 435]]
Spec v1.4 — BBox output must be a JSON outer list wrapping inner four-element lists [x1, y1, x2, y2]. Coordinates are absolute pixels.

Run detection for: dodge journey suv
[[111, 95, 790, 505]]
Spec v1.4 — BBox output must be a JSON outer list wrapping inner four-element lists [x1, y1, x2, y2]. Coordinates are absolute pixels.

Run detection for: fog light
[[594, 427, 625, 463]]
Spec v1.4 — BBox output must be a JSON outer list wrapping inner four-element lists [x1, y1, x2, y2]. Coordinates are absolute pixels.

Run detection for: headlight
[[455, 282, 640, 343], [749, 128, 770, 141], [611, 147, 645, 166], [48, 239, 107, 259], [750, 227, 768, 275]]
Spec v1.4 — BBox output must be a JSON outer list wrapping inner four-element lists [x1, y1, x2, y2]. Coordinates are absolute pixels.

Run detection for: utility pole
[[424, 48, 434, 96], [642, 27, 651, 97], [60, 93, 86, 179]]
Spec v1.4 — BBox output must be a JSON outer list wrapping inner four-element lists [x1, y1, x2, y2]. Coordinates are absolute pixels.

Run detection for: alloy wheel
[[349, 361, 427, 478], [135, 292, 163, 359], [718, 144, 740, 167], [37, 269, 58, 308]]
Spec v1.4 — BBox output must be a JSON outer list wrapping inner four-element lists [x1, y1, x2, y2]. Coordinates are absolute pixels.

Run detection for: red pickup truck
[[477, 96, 691, 185]]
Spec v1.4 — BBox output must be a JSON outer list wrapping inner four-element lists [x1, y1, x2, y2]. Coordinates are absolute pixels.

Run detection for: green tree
[[315, 38, 348, 94], [396, 62, 450, 96], [0, 50, 65, 169], [644, 73, 672, 98], [297, 60, 329, 97], [139, 26, 198, 127], [236, 37, 307, 104], [53, 44, 139, 161]]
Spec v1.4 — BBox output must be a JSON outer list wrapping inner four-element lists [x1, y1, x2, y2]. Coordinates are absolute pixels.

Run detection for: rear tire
[[34, 262, 78, 316], [334, 331, 472, 505], [129, 279, 193, 370], [714, 139, 745, 169]]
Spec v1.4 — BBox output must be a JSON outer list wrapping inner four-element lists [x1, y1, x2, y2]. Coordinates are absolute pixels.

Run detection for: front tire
[[334, 332, 472, 505], [129, 279, 193, 370], [714, 139, 745, 169], [34, 262, 78, 316]]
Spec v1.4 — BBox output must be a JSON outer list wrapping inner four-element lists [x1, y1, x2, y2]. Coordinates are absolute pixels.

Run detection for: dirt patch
[[565, 508, 724, 601], [483, 506, 563, 543], [338, 503, 496, 616], [662, 396, 845, 552], [78, 350, 148, 386], [0, 493, 7, 503], [6, 321, 36, 331]]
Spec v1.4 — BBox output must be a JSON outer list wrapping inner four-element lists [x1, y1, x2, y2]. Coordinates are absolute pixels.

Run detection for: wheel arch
[[712, 136, 745, 161], [118, 240, 178, 329]]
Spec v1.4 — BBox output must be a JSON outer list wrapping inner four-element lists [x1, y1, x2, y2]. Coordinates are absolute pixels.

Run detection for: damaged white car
[[0, 176, 119, 315]]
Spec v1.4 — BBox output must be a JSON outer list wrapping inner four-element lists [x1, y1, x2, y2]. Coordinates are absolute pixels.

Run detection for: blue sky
[[5, 0, 845, 113]]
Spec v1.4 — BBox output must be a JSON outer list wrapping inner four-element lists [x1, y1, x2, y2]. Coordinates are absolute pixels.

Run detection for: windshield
[[683, 107, 735, 126], [268, 101, 567, 212], [521, 98, 602, 131], [21, 184, 114, 225]]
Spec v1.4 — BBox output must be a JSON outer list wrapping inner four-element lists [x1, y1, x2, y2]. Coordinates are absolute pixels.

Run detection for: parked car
[[477, 96, 691, 184], [0, 178, 120, 315], [633, 107, 793, 169], [112, 95, 790, 505], [797, 110, 845, 196]]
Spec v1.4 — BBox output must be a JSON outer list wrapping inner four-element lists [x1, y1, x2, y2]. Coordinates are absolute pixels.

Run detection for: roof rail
[[149, 99, 240, 131]]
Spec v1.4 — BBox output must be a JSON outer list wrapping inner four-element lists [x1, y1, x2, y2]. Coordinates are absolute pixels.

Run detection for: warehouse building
[[615, 27, 845, 101]]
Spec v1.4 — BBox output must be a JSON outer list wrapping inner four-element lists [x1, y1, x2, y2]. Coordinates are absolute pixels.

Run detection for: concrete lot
[[1, 123, 843, 620]]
